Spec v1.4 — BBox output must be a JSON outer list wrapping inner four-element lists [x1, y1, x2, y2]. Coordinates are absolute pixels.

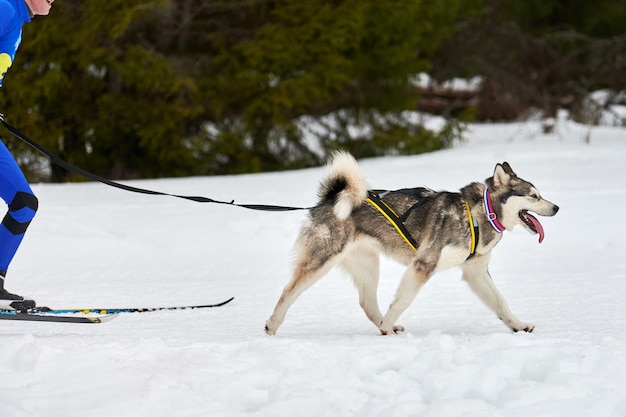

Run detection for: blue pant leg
[[0, 139, 37, 274]]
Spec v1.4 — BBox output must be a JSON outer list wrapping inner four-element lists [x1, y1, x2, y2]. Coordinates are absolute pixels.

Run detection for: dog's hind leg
[[265, 252, 339, 335], [461, 256, 534, 333], [340, 246, 385, 330], [379, 258, 435, 335]]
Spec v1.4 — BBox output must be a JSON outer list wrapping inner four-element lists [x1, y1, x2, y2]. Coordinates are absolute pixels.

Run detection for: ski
[[28, 296, 235, 316], [0, 311, 118, 324], [0, 297, 234, 324]]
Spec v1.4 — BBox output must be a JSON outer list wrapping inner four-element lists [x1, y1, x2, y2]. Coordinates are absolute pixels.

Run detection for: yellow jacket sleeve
[[0, 52, 13, 86]]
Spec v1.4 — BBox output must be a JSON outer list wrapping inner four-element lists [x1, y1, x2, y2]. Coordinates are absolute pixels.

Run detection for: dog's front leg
[[379, 259, 434, 335], [461, 257, 534, 333]]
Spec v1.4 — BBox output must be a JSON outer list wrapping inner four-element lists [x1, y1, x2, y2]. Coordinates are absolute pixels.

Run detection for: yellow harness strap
[[366, 191, 417, 251], [465, 200, 478, 258], [366, 191, 478, 259]]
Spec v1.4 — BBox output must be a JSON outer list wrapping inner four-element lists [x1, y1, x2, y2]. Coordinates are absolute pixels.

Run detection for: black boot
[[0, 272, 36, 311]]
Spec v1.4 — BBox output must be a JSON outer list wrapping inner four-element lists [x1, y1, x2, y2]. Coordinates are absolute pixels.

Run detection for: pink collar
[[483, 187, 506, 233]]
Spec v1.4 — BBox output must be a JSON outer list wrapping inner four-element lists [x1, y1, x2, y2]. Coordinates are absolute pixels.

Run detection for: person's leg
[[0, 138, 38, 309]]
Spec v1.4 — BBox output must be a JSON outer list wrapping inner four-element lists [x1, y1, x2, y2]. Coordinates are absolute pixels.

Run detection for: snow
[[409, 72, 483, 91], [1, 115, 626, 417]]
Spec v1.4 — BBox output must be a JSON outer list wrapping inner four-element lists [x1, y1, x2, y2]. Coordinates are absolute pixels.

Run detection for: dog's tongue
[[527, 213, 545, 243]]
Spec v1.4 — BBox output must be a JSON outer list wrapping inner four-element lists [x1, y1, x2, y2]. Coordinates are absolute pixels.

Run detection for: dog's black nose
[[552, 205, 560, 215]]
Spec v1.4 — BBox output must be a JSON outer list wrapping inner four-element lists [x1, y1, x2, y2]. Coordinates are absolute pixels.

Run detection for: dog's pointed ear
[[493, 162, 513, 187], [501, 162, 515, 175]]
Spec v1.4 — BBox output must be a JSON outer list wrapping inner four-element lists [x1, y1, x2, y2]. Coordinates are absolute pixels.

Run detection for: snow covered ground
[[1, 116, 625, 417]]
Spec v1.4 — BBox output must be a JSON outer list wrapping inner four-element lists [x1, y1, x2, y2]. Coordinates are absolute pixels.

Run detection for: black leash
[[0, 114, 310, 212]]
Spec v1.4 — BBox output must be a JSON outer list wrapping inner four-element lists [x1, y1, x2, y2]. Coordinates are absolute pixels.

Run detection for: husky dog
[[265, 152, 559, 335]]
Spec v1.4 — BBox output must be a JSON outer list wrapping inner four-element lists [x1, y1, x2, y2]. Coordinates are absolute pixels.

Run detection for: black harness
[[366, 189, 479, 260]]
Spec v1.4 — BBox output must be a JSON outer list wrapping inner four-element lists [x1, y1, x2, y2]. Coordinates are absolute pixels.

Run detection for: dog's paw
[[501, 317, 535, 333], [379, 325, 405, 335], [264, 322, 277, 336], [512, 322, 535, 333]]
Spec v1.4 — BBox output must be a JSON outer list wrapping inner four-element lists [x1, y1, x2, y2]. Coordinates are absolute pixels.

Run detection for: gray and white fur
[[265, 152, 559, 335]]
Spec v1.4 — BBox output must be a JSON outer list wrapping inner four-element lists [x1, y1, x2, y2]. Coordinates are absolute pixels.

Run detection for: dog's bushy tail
[[317, 151, 368, 220]]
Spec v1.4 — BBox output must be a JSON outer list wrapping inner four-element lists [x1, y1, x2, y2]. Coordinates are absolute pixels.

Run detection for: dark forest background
[[1, 0, 624, 182]]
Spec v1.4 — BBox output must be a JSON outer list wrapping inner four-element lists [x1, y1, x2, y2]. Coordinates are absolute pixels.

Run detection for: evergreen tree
[[1, 0, 202, 181], [195, 0, 478, 173], [1, 0, 480, 180]]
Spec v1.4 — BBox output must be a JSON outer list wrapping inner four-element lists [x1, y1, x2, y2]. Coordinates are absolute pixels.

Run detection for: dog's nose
[[552, 205, 560, 215]]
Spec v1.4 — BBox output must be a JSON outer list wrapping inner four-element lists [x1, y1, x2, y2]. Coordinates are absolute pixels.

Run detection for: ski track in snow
[[1, 118, 626, 417]]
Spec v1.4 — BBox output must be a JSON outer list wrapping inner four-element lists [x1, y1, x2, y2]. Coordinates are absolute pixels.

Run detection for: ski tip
[[190, 297, 235, 309], [206, 296, 234, 308], [221, 297, 235, 306]]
